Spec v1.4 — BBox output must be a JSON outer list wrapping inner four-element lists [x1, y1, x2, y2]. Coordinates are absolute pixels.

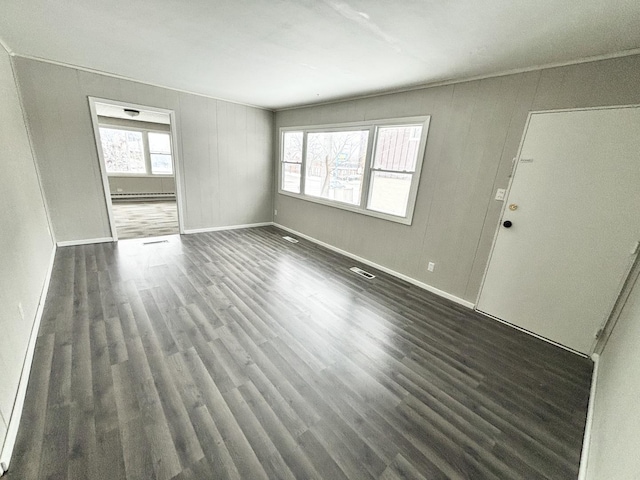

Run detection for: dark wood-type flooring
[[6, 226, 593, 480]]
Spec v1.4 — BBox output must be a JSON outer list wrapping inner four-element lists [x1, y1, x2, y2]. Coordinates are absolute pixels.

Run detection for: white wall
[[0, 411, 5, 463], [586, 273, 640, 479], [0, 46, 54, 456], [14, 57, 274, 242], [275, 54, 640, 304]]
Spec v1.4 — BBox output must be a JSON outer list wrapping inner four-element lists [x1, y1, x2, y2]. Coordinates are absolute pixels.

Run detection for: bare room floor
[[6, 226, 592, 479], [111, 200, 178, 240]]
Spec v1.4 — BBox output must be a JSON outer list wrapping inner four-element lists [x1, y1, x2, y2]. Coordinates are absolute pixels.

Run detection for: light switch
[[495, 188, 506, 201]]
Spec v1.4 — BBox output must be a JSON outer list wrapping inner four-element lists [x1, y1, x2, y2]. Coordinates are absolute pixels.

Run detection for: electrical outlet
[[427, 262, 435, 272], [274, 209, 278, 216]]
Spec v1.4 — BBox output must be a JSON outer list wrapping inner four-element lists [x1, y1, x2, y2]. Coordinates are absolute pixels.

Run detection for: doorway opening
[[89, 98, 184, 240]]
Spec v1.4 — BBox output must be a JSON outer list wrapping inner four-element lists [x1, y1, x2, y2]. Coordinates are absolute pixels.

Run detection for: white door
[[477, 106, 640, 354]]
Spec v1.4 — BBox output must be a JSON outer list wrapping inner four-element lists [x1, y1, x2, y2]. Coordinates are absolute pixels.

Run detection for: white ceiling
[[1, 0, 639, 109]]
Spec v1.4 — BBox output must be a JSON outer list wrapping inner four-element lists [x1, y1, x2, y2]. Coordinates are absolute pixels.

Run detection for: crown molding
[[12, 53, 273, 111], [276, 48, 640, 111]]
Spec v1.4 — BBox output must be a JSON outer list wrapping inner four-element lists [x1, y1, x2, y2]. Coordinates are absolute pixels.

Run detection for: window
[[99, 128, 145, 173], [100, 127, 173, 175], [148, 132, 173, 174], [281, 131, 302, 193], [279, 117, 430, 224], [368, 125, 422, 217], [305, 130, 369, 205]]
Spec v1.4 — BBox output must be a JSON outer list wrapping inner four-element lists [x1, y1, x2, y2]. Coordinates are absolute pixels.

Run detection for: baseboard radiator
[[111, 192, 175, 201]]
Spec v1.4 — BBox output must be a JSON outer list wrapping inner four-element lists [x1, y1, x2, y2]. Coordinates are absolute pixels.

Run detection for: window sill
[[277, 189, 414, 226]]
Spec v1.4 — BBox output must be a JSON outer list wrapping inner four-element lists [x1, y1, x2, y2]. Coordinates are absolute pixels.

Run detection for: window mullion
[[142, 130, 152, 174], [360, 126, 376, 210]]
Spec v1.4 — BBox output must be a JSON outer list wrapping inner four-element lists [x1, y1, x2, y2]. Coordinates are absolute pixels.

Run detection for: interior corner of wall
[[0, 36, 12, 56]]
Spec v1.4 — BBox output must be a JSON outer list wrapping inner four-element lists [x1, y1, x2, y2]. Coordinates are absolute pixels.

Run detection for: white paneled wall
[[15, 57, 274, 242], [0, 47, 54, 465], [275, 54, 640, 304]]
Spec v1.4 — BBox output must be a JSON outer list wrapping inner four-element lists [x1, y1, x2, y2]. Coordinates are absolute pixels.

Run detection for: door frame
[[475, 104, 640, 356], [88, 97, 185, 240]]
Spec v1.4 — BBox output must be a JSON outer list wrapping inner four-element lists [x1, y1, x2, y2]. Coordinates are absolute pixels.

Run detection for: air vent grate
[[283, 236, 299, 244], [350, 267, 376, 280], [143, 239, 169, 245]]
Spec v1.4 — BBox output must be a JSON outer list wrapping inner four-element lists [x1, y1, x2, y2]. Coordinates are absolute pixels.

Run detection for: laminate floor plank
[[5, 334, 55, 480], [6, 227, 592, 479], [188, 404, 242, 480], [379, 453, 429, 480], [237, 380, 321, 479]]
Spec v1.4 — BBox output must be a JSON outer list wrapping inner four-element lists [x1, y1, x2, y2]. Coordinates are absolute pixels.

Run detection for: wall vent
[[350, 267, 376, 279], [283, 236, 299, 244]]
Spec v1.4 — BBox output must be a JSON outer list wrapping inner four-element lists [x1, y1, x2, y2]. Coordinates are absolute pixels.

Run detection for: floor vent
[[143, 239, 169, 245], [350, 267, 376, 279], [283, 236, 299, 244]]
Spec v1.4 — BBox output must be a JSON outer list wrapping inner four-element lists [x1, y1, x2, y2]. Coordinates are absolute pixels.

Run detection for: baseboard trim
[[184, 222, 272, 234], [578, 353, 600, 480], [56, 237, 113, 247], [273, 223, 475, 309], [0, 244, 56, 474], [476, 310, 588, 357]]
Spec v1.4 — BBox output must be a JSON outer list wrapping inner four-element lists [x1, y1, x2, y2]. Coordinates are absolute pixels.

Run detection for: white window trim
[[278, 116, 431, 226], [99, 123, 174, 177]]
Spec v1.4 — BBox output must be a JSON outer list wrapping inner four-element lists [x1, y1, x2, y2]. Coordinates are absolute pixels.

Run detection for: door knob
[[503, 220, 513, 228]]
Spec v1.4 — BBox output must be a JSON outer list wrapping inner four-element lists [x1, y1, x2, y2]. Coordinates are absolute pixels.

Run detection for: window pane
[[368, 172, 413, 217], [304, 130, 369, 205], [283, 131, 303, 163], [148, 132, 171, 154], [282, 163, 301, 193], [373, 125, 422, 172], [151, 153, 173, 174], [100, 127, 146, 173]]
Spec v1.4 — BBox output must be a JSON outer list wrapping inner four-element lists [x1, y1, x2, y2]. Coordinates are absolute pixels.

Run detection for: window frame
[[278, 116, 431, 225], [99, 123, 174, 177], [280, 131, 305, 194], [147, 131, 174, 175]]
